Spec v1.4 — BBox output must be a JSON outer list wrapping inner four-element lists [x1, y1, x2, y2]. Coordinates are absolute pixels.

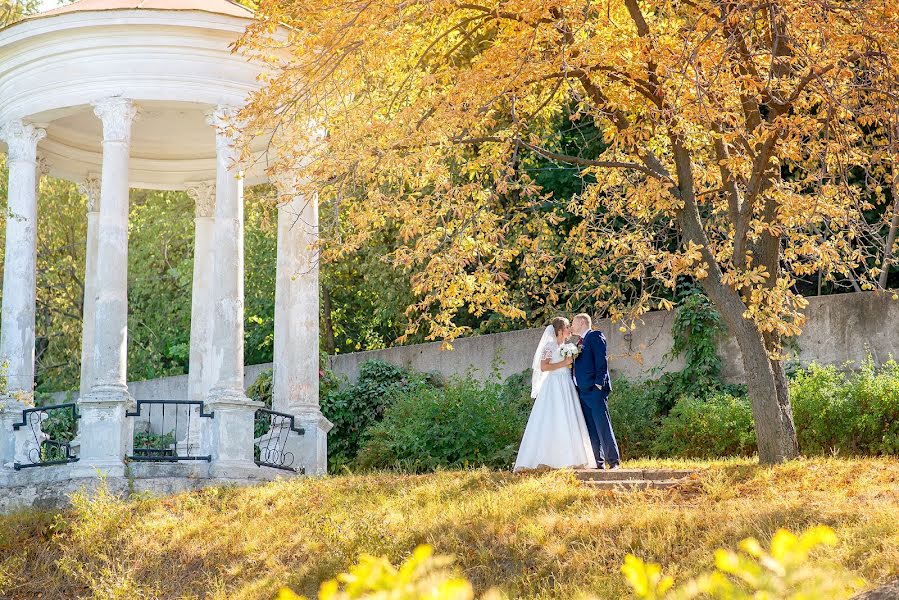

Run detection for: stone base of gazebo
[[0, 461, 300, 512], [0, 392, 329, 513]]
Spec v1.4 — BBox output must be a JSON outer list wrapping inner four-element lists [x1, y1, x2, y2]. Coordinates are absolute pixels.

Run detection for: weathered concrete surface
[[0, 120, 45, 395], [87, 97, 137, 403], [0, 461, 295, 512], [324, 291, 899, 385], [205, 105, 247, 407], [186, 181, 216, 406], [272, 183, 331, 476], [77, 176, 101, 400], [47, 291, 899, 403]]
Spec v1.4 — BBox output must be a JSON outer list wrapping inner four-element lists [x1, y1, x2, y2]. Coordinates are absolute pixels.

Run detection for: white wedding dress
[[514, 333, 598, 472]]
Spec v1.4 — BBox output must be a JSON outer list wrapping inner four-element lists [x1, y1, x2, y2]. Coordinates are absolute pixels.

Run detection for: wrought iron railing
[[126, 400, 214, 462], [13, 403, 80, 470], [254, 408, 305, 472]]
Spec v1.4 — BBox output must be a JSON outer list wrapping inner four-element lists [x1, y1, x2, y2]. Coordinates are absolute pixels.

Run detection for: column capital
[[0, 121, 46, 164], [78, 175, 102, 213], [92, 97, 138, 144], [185, 181, 216, 218]]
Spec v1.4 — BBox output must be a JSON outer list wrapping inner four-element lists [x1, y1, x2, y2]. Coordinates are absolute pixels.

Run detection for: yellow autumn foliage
[[236, 0, 899, 345]]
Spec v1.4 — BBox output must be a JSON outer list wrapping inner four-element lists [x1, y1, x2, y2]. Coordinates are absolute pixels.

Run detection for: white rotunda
[[0, 0, 329, 508]]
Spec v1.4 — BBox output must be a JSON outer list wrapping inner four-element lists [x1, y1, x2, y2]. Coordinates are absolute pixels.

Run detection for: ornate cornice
[[0, 121, 46, 164], [92, 98, 138, 144], [78, 175, 101, 213], [185, 181, 216, 218]]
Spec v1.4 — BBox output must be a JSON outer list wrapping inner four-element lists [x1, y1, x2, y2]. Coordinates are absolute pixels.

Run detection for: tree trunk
[[673, 172, 800, 463], [879, 134, 899, 290], [321, 284, 336, 354], [705, 281, 800, 463]]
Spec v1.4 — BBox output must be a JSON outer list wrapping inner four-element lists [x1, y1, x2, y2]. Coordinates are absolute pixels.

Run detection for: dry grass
[[0, 457, 897, 599]]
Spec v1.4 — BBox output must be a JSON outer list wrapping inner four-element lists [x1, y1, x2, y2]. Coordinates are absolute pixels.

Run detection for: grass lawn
[[0, 457, 897, 599]]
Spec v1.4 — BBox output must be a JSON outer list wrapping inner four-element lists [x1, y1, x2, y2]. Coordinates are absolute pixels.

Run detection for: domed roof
[[32, 0, 254, 20], [1, 0, 273, 190]]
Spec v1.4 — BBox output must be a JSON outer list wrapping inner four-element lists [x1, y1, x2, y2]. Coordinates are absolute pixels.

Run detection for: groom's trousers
[[579, 389, 620, 467]]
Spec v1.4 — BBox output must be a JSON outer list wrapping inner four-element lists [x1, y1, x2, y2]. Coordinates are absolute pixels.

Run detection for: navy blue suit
[[573, 330, 620, 467]]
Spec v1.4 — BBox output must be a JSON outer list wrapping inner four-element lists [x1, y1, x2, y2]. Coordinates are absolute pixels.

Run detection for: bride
[[514, 317, 597, 472]]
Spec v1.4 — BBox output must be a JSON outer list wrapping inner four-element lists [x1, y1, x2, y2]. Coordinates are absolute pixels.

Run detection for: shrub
[[665, 286, 726, 408], [499, 369, 531, 403], [248, 370, 276, 440], [791, 358, 899, 456], [133, 430, 176, 453], [37, 404, 78, 446], [845, 358, 899, 455], [608, 379, 665, 458], [247, 369, 274, 409], [790, 364, 859, 455], [355, 377, 533, 472], [652, 393, 756, 458], [322, 360, 424, 468]]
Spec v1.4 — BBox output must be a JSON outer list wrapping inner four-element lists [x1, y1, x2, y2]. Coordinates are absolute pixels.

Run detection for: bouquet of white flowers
[[559, 343, 580, 366]]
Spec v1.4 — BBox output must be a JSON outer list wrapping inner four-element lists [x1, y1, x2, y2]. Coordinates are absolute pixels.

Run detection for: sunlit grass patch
[[0, 457, 896, 599]]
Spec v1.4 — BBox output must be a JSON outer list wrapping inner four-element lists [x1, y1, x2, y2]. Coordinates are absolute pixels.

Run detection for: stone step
[[573, 468, 696, 482], [582, 478, 688, 491]]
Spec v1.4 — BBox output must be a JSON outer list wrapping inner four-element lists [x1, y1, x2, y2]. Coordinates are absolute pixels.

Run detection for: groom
[[571, 313, 620, 470]]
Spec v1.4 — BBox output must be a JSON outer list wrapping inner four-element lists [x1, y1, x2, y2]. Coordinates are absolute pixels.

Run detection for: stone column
[[0, 120, 45, 399], [272, 175, 332, 475], [205, 106, 260, 476], [184, 181, 215, 456], [186, 182, 216, 403], [77, 175, 101, 401], [0, 121, 45, 472], [76, 97, 138, 477]]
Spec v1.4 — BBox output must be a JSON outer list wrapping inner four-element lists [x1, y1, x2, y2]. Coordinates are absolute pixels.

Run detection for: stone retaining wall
[[49, 291, 899, 402]]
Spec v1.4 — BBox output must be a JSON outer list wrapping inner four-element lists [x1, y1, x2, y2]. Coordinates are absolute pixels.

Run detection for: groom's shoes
[[606, 464, 620, 470]]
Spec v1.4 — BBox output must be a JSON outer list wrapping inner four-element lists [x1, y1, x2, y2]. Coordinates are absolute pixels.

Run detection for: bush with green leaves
[[247, 369, 274, 409], [791, 358, 899, 455], [789, 363, 860, 455], [322, 360, 427, 468], [39, 407, 78, 446], [355, 375, 533, 472], [608, 379, 666, 458], [133, 430, 176, 454], [662, 285, 727, 406], [849, 358, 899, 454], [248, 370, 276, 440], [651, 393, 757, 459]]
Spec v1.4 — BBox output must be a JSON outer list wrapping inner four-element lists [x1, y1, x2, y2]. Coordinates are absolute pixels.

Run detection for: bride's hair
[[550, 316, 570, 336]]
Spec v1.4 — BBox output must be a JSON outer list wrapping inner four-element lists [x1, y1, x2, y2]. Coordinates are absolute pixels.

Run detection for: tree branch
[[516, 139, 670, 180]]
